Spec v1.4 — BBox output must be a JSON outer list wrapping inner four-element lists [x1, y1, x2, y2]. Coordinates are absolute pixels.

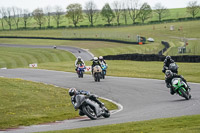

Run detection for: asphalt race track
[[0, 44, 93, 61], [0, 68, 200, 133], [0, 44, 200, 133]]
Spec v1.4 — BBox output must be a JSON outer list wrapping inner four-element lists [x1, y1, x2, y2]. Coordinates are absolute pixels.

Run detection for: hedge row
[[104, 54, 200, 62]]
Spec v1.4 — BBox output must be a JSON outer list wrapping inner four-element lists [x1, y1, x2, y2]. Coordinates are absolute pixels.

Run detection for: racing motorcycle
[[74, 94, 110, 120], [77, 64, 85, 78], [101, 63, 107, 79], [93, 65, 102, 82], [171, 78, 191, 100]]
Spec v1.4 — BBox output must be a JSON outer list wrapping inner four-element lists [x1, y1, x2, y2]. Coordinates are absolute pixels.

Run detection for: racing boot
[[170, 87, 175, 95]]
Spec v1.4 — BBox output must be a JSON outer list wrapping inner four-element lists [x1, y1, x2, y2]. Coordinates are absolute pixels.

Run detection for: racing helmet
[[165, 70, 173, 78], [166, 56, 171, 60], [99, 56, 103, 60], [69, 88, 77, 96], [94, 57, 98, 61], [77, 56, 81, 61]]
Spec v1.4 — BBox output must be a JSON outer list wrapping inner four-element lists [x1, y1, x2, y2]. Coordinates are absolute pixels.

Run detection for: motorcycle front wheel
[[179, 88, 190, 100], [82, 105, 97, 120]]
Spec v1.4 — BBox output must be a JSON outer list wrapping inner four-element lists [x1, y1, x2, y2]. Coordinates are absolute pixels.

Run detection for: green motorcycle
[[171, 78, 191, 100]]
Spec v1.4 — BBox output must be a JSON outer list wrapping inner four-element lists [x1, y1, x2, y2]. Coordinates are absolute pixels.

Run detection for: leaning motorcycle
[[93, 65, 102, 82], [75, 94, 110, 120], [101, 63, 107, 79], [77, 64, 85, 78], [171, 78, 191, 100]]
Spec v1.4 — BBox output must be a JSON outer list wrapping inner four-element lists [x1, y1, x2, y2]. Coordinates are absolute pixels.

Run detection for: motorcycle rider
[[165, 70, 190, 95], [162, 56, 175, 73], [99, 56, 107, 66], [68, 88, 104, 116], [91, 57, 102, 74], [74, 56, 85, 71]]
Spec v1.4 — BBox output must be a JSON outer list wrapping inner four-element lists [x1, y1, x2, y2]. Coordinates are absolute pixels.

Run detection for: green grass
[[41, 115, 200, 133], [37, 60, 200, 83], [0, 77, 117, 129], [1, 20, 200, 56], [0, 47, 76, 68], [0, 38, 164, 56]]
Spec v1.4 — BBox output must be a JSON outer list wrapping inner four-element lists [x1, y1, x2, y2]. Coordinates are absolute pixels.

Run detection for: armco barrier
[[103, 54, 200, 62]]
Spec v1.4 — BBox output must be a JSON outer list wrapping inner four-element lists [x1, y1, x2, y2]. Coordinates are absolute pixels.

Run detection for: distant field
[[0, 8, 200, 30], [0, 38, 164, 56], [1, 20, 200, 56], [0, 47, 75, 68]]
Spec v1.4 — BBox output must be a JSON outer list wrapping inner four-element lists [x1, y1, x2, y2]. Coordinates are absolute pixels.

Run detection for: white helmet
[[99, 56, 103, 60], [94, 57, 98, 61]]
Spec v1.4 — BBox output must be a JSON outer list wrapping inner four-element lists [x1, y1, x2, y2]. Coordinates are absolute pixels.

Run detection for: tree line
[[0, 0, 199, 30]]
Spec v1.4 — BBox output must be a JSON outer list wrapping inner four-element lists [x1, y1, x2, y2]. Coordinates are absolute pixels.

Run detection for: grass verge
[[0, 77, 117, 129], [41, 115, 200, 133], [37, 60, 200, 83]]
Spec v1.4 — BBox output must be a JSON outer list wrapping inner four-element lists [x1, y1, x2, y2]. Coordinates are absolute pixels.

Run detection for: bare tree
[[128, 0, 141, 24], [101, 3, 115, 24], [32, 8, 45, 29], [121, 0, 128, 25], [3, 7, 13, 30], [139, 3, 152, 23], [12, 7, 22, 29], [187, 1, 200, 18], [154, 3, 169, 21], [112, 0, 122, 25], [22, 9, 31, 29], [85, 1, 99, 26], [44, 6, 52, 27], [52, 6, 64, 28], [0, 7, 5, 30], [66, 3, 83, 27]]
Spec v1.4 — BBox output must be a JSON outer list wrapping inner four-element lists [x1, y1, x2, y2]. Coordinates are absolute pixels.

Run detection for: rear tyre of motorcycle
[[102, 72, 105, 79], [82, 105, 97, 120], [180, 88, 190, 100]]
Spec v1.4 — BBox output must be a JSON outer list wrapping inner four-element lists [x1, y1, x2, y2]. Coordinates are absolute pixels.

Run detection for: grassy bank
[[0, 47, 75, 68], [0, 77, 117, 129], [41, 115, 200, 133], [1, 20, 200, 56], [0, 38, 164, 56]]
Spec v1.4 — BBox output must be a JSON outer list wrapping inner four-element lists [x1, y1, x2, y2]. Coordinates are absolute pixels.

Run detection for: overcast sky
[[0, 0, 199, 11]]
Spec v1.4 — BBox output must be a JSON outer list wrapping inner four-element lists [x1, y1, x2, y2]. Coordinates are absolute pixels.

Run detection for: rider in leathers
[[162, 56, 175, 73], [91, 57, 102, 74], [165, 70, 190, 95], [74, 56, 85, 71], [69, 88, 104, 116]]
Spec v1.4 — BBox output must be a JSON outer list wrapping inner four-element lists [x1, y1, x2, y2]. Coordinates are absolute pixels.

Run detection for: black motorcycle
[[74, 94, 110, 120]]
